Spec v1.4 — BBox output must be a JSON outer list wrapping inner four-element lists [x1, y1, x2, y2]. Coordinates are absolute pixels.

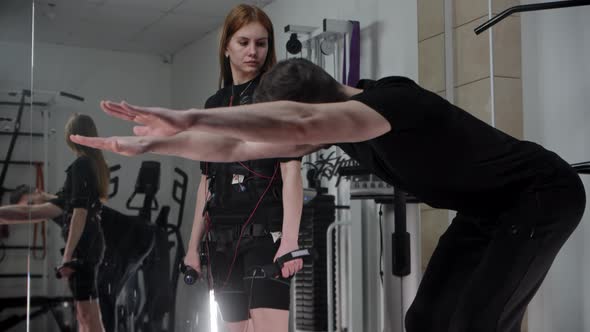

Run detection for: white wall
[[521, 4, 590, 332]]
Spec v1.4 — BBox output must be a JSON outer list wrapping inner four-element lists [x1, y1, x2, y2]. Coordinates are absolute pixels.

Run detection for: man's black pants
[[406, 157, 586, 332]]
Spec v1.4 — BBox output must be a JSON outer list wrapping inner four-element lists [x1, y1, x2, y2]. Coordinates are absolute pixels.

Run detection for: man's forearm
[[0, 205, 31, 221], [147, 132, 243, 162], [148, 131, 318, 162], [186, 101, 311, 144], [0, 205, 49, 223], [0, 203, 63, 224]]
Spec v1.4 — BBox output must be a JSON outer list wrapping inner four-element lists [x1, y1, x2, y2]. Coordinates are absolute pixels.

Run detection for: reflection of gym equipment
[[0, 90, 47, 200], [107, 161, 188, 332], [1, 89, 83, 256], [0, 296, 75, 332], [126, 161, 161, 221], [98, 205, 156, 332], [0, 90, 86, 331], [0, 89, 83, 200]]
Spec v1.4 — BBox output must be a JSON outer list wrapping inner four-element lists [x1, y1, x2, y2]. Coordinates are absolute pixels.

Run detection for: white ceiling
[[0, 0, 274, 55]]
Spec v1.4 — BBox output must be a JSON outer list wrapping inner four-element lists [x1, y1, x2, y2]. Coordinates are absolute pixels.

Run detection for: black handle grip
[[179, 260, 201, 285], [392, 232, 411, 277]]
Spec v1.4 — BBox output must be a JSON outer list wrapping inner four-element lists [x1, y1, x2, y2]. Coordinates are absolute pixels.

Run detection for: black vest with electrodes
[[202, 76, 285, 226], [205, 159, 283, 221]]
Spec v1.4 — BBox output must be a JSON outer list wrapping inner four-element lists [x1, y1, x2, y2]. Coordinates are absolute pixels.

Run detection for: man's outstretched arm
[[0, 203, 63, 224], [71, 131, 323, 162], [103, 100, 391, 145], [150, 131, 323, 161]]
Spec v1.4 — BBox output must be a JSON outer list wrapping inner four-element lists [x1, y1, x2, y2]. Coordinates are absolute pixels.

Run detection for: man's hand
[[70, 135, 152, 156], [274, 240, 303, 278], [101, 101, 190, 137]]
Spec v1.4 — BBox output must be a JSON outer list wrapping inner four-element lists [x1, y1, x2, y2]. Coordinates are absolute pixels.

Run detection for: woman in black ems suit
[[182, 5, 304, 332], [0, 113, 110, 332], [51, 113, 109, 332]]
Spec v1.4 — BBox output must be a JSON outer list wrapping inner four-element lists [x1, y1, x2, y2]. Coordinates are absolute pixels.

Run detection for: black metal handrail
[[572, 161, 590, 174], [475, 0, 590, 34]]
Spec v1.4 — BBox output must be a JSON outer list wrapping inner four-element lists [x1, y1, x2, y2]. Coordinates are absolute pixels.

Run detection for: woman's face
[[225, 21, 269, 83]]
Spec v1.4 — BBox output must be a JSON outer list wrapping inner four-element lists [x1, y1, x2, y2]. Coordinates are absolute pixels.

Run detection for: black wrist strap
[[262, 248, 315, 278]]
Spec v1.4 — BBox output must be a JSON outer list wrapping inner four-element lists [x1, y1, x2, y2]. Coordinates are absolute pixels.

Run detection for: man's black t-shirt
[[342, 76, 558, 216]]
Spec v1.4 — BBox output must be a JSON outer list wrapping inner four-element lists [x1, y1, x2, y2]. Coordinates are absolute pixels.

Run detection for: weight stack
[[295, 194, 335, 331]]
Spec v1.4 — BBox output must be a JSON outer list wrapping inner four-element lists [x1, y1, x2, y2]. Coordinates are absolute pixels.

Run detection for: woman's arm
[[184, 175, 209, 272], [274, 160, 304, 278], [62, 207, 87, 262], [0, 203, 63, 224]]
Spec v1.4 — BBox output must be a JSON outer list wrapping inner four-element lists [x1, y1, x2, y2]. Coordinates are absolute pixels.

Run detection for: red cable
[[204, 213, 213, 290], [238, 162, 273, 179], [217, 94, 281, 287]]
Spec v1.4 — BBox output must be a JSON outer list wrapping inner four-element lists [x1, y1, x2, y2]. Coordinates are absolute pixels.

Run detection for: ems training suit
[[340, 77, 585, 332], [201, 75, 300, 322], [50, 156, 105, 301]]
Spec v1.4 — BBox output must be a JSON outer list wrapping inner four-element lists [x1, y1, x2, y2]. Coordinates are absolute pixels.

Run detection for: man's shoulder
[[372, 76, 416, 87]]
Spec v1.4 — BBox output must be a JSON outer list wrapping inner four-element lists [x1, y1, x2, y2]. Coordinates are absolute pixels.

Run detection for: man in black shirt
[[71, 58, 585, 332]]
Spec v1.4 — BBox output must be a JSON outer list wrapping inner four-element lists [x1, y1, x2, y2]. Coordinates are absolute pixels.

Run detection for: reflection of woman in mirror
[[0, 113, 109, 332], [181, 4, 303, 332]]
